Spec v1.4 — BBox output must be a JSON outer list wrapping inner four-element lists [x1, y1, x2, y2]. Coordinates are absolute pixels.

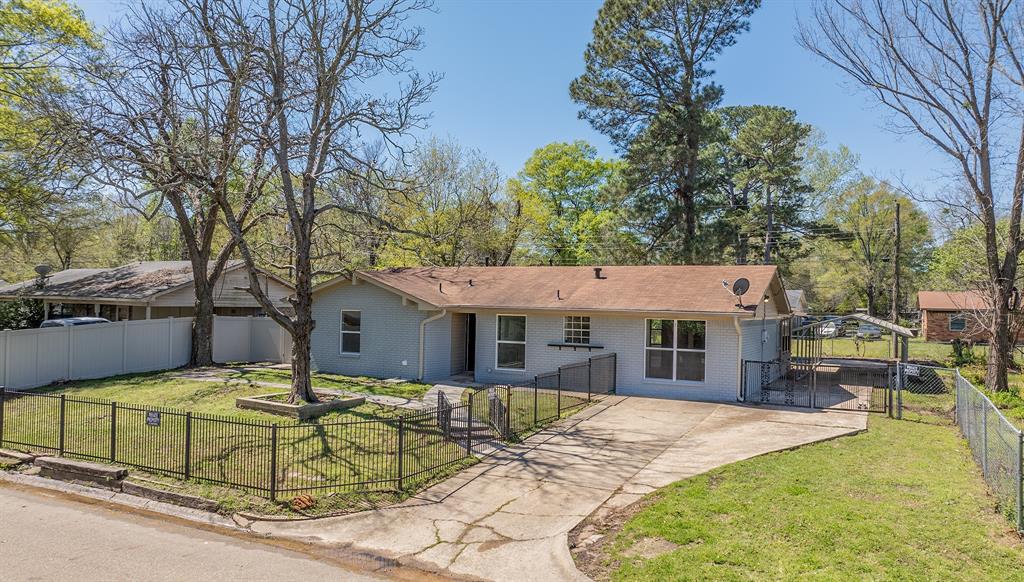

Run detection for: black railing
[[0, 364, 610, 500], [741, 358, 891, 413], [0, 387, 474, 500], [465, 353, 617, 443]]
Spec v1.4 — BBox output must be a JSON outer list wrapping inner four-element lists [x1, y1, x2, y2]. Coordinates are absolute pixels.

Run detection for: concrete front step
[[35, 457, 128, 491]]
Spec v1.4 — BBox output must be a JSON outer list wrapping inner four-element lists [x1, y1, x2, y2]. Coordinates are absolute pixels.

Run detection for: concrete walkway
[[250, 396, 866, 581]]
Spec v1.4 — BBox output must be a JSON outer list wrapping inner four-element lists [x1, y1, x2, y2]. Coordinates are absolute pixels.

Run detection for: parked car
[[855, 323, 882, 340], [820, 321, 841, 338], [39, 317, 111, 328]]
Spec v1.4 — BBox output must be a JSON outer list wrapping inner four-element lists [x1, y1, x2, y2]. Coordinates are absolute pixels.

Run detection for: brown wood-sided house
[[917, 290, 990, 342]]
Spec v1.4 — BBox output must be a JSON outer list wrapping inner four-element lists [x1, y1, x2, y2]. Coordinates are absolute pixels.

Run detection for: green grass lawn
[[25, 369, 428, 421], [222, 367, 433, 400], [593, 415, 1024, 581], [820, 336, 967, 363], [2, 370, 466, 512]]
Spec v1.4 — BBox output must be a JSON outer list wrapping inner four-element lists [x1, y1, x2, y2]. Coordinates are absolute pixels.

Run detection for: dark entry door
[[465, 314, 476, 372]]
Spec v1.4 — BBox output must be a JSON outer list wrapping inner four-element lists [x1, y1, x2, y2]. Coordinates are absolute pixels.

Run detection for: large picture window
[[645, 319, 706, 382], [564, 316, 591, 345], [496, 315, 526, 370], [340, 310, 361, 354]]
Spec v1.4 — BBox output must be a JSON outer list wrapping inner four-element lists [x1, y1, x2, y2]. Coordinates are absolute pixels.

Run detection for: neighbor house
[[786, 289, 808, 322], [310, 265, 791, 401], [917, 290, 988, 342], [0, 261, 293, 321]]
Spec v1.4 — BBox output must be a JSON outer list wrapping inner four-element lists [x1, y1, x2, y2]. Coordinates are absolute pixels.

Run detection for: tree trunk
[[866, 282, 876, 317], [288, 223, 319, 404], [289, 316, 317, 404], [191, 292, 215, 367], [988, 295, 1012, 392], [188, 266, 216, 368]]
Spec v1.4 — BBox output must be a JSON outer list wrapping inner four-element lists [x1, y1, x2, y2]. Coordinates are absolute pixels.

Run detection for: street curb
[[0, 471, 244, 532]]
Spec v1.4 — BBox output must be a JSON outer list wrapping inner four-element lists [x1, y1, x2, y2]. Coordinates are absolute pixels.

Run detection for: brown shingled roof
[[334, 265, 785, 316], [917, 290, 989, 311], [0, 261, 244, 301]]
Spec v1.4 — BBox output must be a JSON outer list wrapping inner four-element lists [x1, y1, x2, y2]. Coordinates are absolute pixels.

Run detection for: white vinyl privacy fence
[[0, 316, 291, 390]]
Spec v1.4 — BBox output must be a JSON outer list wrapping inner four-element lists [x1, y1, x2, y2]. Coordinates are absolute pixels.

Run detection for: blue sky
[[76, 0, 946, 193]]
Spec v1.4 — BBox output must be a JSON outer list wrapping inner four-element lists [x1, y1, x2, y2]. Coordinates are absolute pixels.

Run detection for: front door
[[466, 313, 476, 372]]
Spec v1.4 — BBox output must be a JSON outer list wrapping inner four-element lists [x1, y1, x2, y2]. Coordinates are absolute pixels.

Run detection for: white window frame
[[563, 315, 591, 345], [643, 318, 707, 384], [949, 312, 967, 332], [340, 309, 361, 355], [495, 314, 527, 371]]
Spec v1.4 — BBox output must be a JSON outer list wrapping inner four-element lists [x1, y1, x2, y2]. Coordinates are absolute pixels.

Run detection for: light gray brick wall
[[473, 310, 752, 402], [310, 281, 452, 381]]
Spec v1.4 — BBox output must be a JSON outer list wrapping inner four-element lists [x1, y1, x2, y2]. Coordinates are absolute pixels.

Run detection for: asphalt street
[[0, 483, 388, 582]]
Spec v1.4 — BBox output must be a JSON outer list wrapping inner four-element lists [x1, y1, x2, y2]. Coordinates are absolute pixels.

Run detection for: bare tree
[[207, 0, 438, 403], [800, 0, 1024, 390], [42, 2, 275, 366]]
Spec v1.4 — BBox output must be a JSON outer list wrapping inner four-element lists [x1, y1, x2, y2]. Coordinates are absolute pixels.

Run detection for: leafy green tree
[[570, 0, 760, 263], [0, 0, 95, 248], [508, 141, 629, 264], [705, 105, 812, 264], [795, 178, 932, 315]]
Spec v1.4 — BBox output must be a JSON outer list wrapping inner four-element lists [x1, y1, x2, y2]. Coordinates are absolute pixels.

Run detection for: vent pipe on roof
[[593, 267, 605, 279], [557, 289, 562, 300], [469, 279, 473, 287], [485, 257, 490, 267]]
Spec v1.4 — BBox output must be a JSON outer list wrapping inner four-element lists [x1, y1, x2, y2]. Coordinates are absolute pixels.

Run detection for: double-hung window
[[949, 313, 967, 332], [564, 316, 591, 345], [496, 315, 526, 370], [340, 310, 361, 355], [645, 319, 706, 382]]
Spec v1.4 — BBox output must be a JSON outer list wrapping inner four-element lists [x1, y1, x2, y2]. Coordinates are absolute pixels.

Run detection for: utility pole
[[891, 201, 901, 359]]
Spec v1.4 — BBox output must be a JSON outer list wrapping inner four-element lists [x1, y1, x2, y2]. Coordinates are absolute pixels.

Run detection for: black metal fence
[[0, 388, 468, 500], [742, 359, 891, 413], [535, 352, 617, 395], [0, 357, 613, 500]]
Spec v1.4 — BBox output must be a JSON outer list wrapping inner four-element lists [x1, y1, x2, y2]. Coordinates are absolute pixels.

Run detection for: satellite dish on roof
[[732, 278, 750, 297], [34, 264, 52, 277]]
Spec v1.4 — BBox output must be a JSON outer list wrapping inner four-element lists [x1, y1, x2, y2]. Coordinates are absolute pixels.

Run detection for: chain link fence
[[953, 371, 1023, 530], [895, 363, 1023, 531]]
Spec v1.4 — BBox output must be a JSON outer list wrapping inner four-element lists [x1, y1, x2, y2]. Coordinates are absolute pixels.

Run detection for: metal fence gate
[[742, 359, 892, 413]]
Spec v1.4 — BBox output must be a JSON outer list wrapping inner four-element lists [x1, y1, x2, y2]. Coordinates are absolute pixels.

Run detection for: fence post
[[466, 392, 474, 454], [109, 402, 117, 463], [397, 415, 405, 490], [184, 412, 192, 480], [269, 424, 278, 501], [503, 386, 511, 438], [982, 404, 989, 477], [557, 370, 562, 418], [896, 365, 903, 420], [59, 395, 66, 455], [587, 357, 593, 402], [0, 385, 5, 445], [533, 378, 538, 427], [1017, 431, 1023, 532]]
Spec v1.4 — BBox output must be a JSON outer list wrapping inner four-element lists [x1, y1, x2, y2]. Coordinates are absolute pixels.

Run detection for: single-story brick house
[[310, 265, 791, 401], [0, 261, 293, 321], [917, 290, 988, 342]]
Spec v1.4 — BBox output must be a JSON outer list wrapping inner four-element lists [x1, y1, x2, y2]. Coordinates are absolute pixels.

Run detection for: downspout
[[418, 309, 448, 381], [734, 317, 743, 401]]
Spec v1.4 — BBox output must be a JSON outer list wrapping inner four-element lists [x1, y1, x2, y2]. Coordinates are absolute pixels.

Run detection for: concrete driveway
[[252, 396, 866, 581]]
